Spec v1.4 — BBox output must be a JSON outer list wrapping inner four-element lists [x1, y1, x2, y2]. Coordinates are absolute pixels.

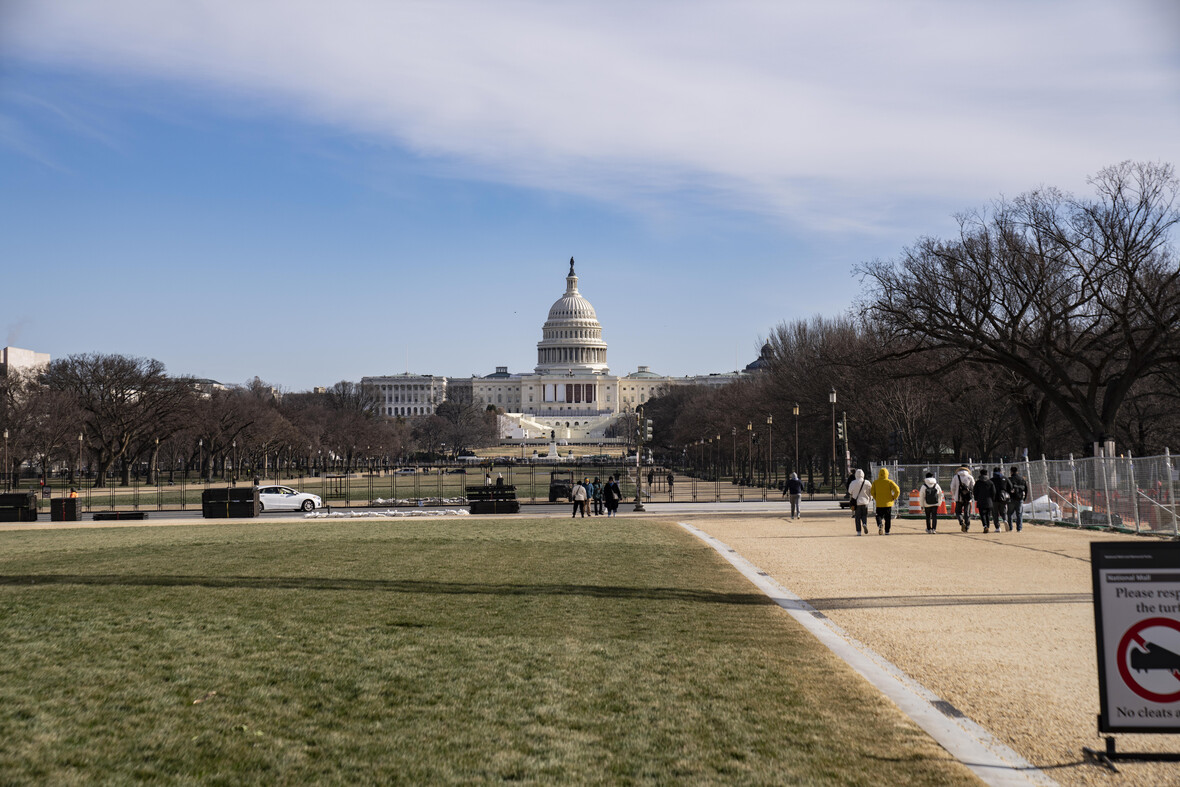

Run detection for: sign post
[[1087, 542, 1180, 768]]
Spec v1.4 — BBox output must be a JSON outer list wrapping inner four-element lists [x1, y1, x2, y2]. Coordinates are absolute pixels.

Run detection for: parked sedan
[[257, 485, 322, 512]]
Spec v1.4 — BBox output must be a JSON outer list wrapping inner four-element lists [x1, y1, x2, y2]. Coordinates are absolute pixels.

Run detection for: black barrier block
[[51, 498, 78, 522], [201, 488, 260, 518], [0, 491, 38, 521], [92, 511, 149, 521]]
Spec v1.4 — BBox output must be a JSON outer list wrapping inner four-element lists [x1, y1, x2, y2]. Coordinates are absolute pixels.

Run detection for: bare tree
[[41, 354, 195, 487], [861, 161, 1180, 451]]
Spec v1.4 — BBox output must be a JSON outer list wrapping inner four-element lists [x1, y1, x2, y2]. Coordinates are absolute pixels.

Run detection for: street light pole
[[793, 403, 799, 477], [731, 427, 736, 481], [829, 388, 837, 494], [715, 434, 720, 480], [2, 429, 7, 492], [766, 414, 773, 488], [746, 421, 752, 484], [633, 405, 645, 512]]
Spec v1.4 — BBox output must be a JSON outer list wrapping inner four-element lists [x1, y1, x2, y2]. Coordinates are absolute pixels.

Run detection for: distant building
[[363, 373, 448, 418], [0, 346, 50, 377], [362, 259, 761, 440]]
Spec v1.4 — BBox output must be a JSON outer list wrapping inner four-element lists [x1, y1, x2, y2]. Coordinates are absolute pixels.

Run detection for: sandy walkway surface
[[683, 511, 1180, 786]]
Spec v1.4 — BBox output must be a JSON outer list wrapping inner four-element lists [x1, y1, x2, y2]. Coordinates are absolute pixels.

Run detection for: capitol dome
[[535, 258, 609, 374]]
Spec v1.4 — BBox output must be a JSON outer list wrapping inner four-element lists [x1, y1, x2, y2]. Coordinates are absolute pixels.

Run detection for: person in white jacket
[[948, 466, 975, 532], [919, 471, 944, 533], [847, 468, 874, 535]]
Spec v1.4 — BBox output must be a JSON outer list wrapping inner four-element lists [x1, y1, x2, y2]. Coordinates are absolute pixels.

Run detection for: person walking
[[604, 475, 621, 516], [786, 472, 804, 520], [974, 469, 996, 533], [1007, 467, 1027, 532], [584, 478, 596, 516], [666, 472, 674, 501], [847, 469, 873, 535], [920, 471, 944, 533], [870, 467, 901, 535], [571, 479, 587, 518], [592, 476, 604, 516], [949, 466, 975, 532], [991, 467, 1011, 532]]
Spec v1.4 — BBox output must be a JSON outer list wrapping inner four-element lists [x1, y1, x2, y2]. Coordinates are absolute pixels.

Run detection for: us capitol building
[[362, 259, 767, 441]]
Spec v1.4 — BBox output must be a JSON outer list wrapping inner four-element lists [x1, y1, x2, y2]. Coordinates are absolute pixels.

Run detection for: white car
[[257, 485, 322, 512]]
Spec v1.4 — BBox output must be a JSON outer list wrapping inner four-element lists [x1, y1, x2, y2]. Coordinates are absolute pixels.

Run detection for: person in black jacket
[[1007, 467, 1028, 532], [974, 469, 996, 533], [991, 468, 1011, 532]]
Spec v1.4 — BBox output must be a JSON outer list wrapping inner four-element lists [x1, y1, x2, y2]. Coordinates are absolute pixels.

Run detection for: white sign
[[1092, 543, 1180, 733]]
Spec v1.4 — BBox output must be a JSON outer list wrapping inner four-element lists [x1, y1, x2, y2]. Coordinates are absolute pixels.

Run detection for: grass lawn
[[0, 518, 975, 785]]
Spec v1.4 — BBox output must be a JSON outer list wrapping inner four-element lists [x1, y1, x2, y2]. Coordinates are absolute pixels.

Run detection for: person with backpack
[[1007, 467, 1028, 532], [973, 469, 996, 533], [786, 472, 804, 519], [920, 471, 944, 533], [949, 466, 975, 532], [991, 467, 1011, 532], [870, 467, 901, 535], [847, 468, 874, 535]]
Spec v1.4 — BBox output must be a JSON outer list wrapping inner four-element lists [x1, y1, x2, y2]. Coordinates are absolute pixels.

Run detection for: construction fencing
[[871, 451, 1180, 537]]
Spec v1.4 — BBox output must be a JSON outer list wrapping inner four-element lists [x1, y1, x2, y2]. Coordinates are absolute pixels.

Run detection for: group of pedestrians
[[847, 467, 902, 535], [944, 466, 1028, 533], [847, 465, 1029, 535], [571, 476, 622, 517]]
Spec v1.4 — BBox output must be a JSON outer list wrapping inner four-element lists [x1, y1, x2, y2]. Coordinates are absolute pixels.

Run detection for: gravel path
[[688, 511, 1180, 786]]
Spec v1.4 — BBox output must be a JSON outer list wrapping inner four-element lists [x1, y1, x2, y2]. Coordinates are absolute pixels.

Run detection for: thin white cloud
[[4, 0, 1178, 229]]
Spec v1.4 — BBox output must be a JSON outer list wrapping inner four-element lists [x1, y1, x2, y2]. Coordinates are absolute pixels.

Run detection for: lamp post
[[633, 404, 645, 512], [829, 388, 837, 494], [715, 434, 720, 480], [197, 439, 203, 484], [731, 427, 736, 481], [766, 414, 773, 488], [793, 403, 799, 476], [232, 440, 237, 485], [746, 421, 752, 484], [77, 433, 83, 486], [3, 429, 7, 492]]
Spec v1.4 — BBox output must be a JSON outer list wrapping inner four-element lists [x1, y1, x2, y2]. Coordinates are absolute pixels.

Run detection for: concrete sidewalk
[[684, 511, 1180, 786]]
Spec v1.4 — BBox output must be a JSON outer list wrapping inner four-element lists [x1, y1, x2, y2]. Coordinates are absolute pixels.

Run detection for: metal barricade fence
[[871, 453, 1180, 536]]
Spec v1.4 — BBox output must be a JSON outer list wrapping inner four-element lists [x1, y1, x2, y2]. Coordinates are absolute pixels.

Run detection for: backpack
[[957, 477, 973, 502], [924, 484, 939, 505], [998, 480, 1011, 502], [1010, 478, 1026, 502]]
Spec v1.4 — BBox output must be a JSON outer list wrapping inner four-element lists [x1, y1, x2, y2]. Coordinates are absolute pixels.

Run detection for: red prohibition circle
[[1117, 617, 1180, 704]]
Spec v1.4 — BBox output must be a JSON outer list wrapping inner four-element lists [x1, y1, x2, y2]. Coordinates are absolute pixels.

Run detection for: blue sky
[[2, 1, 1178, 391]]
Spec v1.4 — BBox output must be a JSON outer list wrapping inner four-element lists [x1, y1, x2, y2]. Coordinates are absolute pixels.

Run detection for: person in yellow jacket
[[870, 467, 901, 535]]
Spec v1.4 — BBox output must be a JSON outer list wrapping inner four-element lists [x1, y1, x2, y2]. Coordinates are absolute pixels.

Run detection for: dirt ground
[[685, 511, 1180, 786]]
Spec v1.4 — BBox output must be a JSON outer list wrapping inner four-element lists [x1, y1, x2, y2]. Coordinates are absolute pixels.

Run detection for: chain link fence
[[871, 451, 1180, 536]]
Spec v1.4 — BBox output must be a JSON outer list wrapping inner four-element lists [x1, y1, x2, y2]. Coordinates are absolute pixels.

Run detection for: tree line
[[643, 162, 1180, 484], [1, 357, 499, 488]]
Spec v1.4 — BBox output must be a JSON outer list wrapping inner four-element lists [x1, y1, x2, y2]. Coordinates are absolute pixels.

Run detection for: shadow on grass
[[0, 573, 775, 605]]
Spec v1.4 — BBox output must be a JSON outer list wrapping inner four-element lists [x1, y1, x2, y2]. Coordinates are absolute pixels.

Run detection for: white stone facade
[[0, 346, 50, 376], [363, 373, 447, 418]]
